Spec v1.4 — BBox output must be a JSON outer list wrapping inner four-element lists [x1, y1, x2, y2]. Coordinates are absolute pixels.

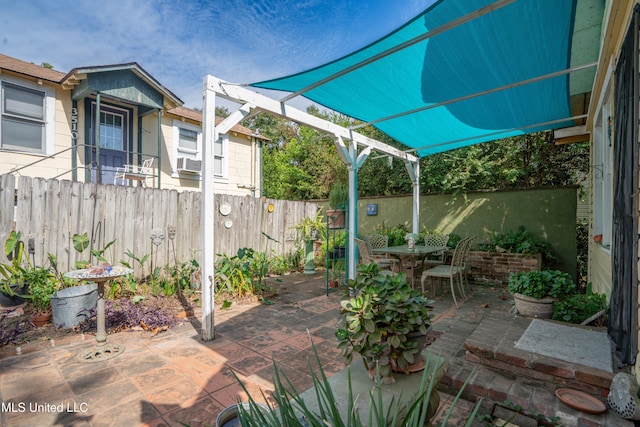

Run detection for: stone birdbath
[[65, 265, 133, 362]]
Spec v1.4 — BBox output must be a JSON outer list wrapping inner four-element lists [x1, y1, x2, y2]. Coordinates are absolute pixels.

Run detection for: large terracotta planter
[[513, 293, 555, 318], [326, 209, 345, 229]]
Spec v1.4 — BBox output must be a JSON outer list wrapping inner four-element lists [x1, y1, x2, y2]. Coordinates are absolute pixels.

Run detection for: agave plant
[[232, 334, 481, 426]]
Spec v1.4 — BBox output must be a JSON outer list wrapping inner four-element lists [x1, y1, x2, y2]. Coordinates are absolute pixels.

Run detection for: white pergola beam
[[334, 136, 353, 165], [203, 75, 421, 289], [216, 103, 253, 134], [207, 76, 418, 163]]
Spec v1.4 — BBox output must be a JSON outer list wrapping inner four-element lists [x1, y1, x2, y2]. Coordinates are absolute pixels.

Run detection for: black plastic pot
[[0, 283, 29, 308]]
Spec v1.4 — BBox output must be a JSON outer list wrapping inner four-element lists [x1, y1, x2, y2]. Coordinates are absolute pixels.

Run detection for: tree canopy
[[241, 108, 588, 200]]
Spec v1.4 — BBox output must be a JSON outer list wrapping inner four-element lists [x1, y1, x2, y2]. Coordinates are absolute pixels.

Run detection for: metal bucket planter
[[51, 284, 98, 328], [513, 293, 555, 319]]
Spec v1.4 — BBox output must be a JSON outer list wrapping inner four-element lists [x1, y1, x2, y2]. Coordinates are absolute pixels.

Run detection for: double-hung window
[[1, 82, 46, 153], [593, 75, 613, 248], [213, 135, 227, 178], [173, 120, 202, 175]]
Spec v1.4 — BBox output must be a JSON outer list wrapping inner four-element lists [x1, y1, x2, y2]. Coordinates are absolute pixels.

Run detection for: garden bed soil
[[0, 287, 277, 355]]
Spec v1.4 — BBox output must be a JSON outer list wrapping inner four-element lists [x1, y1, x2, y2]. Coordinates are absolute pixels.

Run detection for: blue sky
[[0, 0, 434, 110]]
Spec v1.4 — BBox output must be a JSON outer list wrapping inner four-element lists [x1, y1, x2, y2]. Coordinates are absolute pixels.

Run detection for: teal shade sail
[[251, 0, 584, 157]]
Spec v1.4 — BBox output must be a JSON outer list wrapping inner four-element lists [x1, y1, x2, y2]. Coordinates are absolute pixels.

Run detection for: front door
[[88, 102, 130, 184]]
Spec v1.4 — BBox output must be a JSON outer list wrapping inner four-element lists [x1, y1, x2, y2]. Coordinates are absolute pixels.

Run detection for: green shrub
[[482, 225, 558, 268], [336, 262, 433, 379], [328, 182, 349, 209], [507, 270, 575, 299], [374, 225, 410, 246], [553, 285, 608, 324]]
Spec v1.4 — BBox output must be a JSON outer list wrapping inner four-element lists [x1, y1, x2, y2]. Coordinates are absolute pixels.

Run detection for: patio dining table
[[372, 244, 449, 287]]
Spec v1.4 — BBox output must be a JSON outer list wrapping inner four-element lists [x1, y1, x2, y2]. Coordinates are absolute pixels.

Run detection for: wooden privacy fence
[[0, 174, 319, 278]]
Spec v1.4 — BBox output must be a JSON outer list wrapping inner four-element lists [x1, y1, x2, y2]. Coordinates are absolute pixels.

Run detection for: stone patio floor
[[0, 272, 633, 426]]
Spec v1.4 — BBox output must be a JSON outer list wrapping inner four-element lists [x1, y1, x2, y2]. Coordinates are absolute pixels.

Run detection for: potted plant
[[23, 266, 57, 327], [336, 262, 434, 384], [327, 182, 348, 229], [0, 231, 30, 306], [328, 260, 345, 288], [292, 209, 326, 275], [507, 269, 576, 318]]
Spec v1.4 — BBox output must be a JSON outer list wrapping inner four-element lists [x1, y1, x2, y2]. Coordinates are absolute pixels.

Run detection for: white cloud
[[0, 0, 434, 109]]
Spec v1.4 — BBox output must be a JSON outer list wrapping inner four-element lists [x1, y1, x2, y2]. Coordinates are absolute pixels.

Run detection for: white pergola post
[[405, 161, 420, 234], [201, 76, 217, 341], [347, 139, 358, 280]]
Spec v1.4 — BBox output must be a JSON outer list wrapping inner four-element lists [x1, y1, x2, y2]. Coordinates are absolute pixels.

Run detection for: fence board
[[122, 187, 136, 270], [29, 178, 46, 266], [68, 181, 83, 269], [0, 174, 15, 264], [165, 189, 179, 265], [15, 177, 33, 253], [57, 181, 72, 273], [44, 179, 60, 267], [102, 184, 118, 265], [1, 174, 318, 278]]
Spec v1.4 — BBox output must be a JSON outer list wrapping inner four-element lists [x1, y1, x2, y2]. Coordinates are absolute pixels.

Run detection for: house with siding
[[0, 53, 266, 196], [588, 2, 640, 377]]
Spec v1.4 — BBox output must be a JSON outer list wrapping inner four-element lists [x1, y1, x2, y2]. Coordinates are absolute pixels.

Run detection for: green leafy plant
[[553, 284, 608, 324], [336, 262, 433, 381], [292, 209, 327, 243], [23, 266, 56, 313], [482, 225, 558, 268], [507, 270, 576, 299], [328, 182, 349, 210], [214, 249, 257, 298], [1, 232, 60, 308], [329, 260, 345, 282], [0, 231, 28, 297], [374, 224, 411, 246], [165, 258, 199, 293], [72, 233, 115, 269]]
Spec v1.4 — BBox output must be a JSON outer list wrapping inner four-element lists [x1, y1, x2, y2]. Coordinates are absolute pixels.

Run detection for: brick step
[[462, 313, 613, 398], [437, 361, 632, 427]]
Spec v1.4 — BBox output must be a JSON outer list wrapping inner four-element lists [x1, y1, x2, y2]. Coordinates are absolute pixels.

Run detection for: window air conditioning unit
[[176, 157, 202, 173]]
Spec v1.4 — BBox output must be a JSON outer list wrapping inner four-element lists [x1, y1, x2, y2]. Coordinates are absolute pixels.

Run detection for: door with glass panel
[[89, 102, 129, 184]]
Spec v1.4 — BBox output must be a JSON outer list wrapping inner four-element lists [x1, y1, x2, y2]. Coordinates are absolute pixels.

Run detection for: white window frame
[[592, 63, 613, 250], [172, 119, 202, 176], [0, 76, 55, 155], [214, 134, 228, 180]]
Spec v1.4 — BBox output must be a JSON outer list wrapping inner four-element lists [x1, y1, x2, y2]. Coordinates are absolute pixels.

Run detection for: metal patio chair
[[355, 237, 395, 273], [421, 234, 450, 269], [114, 157, 154, 186], [420, 237, 472, 308]]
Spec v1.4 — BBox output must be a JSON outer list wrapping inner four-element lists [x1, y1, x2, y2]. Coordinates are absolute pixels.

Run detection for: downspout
[[95, 92, 101, 184], [157, 109, 162, 188]]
